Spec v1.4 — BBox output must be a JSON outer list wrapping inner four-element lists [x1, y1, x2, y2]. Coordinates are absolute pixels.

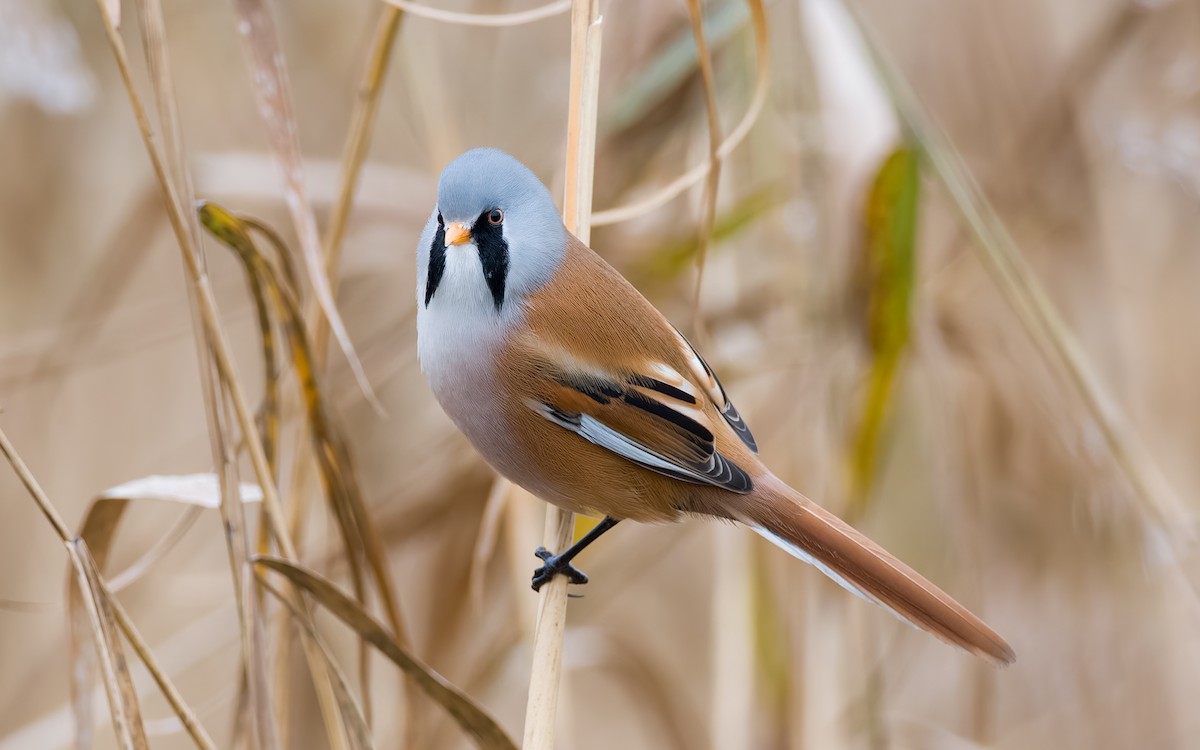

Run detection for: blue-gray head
[[416, 148, 566, 315]]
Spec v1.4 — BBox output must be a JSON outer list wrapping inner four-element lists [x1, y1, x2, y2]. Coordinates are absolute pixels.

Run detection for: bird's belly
[[418, 309, 690, 522], [425, 366, 675, 520], [429, 368, 589, 512], [418, 325, 563, 506]]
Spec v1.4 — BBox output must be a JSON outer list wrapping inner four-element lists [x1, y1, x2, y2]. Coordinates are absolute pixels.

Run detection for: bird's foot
[[531, 546, 589, 592]]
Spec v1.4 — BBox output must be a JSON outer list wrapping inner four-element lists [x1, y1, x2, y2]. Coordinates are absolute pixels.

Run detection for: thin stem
[[0, 425, 218, 750], [523, 1, 604, 748], [92, 3, 350, 746], [0, 426, 72, 542], [523, 507, 577, 750], [590, 0, 769, 227], [110, 596, 219, 750], [684, 0, 724, 328], [312, 6, 405, 365], [839, 0, 1191, 542], [381, 0, 568, 27]]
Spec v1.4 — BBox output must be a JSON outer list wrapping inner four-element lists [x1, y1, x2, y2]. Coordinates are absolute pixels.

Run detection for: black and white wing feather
[[529, 368, 754, 494], [671, 327, 758, 453]]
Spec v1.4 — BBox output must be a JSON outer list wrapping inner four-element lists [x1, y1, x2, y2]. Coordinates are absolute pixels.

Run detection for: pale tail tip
[[993, 645, 1017, 668], [976, 638, 1016, 667]]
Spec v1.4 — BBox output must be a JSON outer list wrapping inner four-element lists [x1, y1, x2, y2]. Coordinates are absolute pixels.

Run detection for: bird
[[415, 147, 1015, 665]]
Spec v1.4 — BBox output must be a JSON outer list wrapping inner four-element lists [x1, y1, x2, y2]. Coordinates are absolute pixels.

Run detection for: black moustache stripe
[[425, 222, 446, 307], [472, 211, 509, 311]]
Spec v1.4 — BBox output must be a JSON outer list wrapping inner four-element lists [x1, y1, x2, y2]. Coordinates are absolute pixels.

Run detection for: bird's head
[[417, 148, 566, 314]]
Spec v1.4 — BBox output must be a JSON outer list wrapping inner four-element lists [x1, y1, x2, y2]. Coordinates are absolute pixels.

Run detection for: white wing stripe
[[527, 399, 752, 491]]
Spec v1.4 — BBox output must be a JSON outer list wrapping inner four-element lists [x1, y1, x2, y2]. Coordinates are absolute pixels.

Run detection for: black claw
[[530, 548, 590, 592], [525, 517, 621, 593]]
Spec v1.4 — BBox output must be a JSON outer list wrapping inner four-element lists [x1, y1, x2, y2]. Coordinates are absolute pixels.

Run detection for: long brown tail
[[735, 475, 1015, 665]]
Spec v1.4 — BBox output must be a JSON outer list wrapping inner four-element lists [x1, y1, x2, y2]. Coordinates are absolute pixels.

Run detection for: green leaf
[[846, 146, 921, 518]]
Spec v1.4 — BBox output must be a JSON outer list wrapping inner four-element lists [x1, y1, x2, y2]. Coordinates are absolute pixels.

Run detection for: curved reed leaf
[[256, 578, 375, 750], [200, 201, 418, 738], [230, 0, 383, 414], [0, 427, 219, 750], [381, 0, 568, 27], [67, 540, 149, 750], [198, 202, 411, 645], [253, 556, 519, 750], [70, 474, 258, 750]]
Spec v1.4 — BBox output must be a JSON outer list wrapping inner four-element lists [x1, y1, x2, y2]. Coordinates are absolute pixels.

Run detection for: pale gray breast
[[417, 245, 522, 441]]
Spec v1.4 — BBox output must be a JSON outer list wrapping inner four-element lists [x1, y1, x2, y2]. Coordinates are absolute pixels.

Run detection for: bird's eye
[[488, 209, 504, 225], [436, 212, 444, 226]]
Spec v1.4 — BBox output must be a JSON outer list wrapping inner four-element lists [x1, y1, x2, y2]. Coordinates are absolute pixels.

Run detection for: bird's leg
[[531, 516, 620, 592]]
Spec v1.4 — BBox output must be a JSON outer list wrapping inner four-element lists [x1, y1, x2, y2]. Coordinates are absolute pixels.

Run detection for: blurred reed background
[[2, 0, 1199, 748]]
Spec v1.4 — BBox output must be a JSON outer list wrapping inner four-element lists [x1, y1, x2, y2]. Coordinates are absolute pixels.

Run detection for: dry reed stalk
[[204, 204, 362, 746], [683, 0, 724, 325], [230, 0, 381, 413], [523, 505, 575, 749], [310, 5, 405, 363], [123, 0, 280, 744], [469, 477, 514, 611], [66, 540, 149, 750], [255, 578, 374, 750], [254, 557, 518, 750], [208, 202, 411, 743], [838, 0, 1191, 544], [289, 25, 419, 739], [0, 427, 218, 750], [591, 0, 769, 227], [382, 0, 569, 27], [90, 2, 362, 746], [522, 1, 603, 748], [202, 200, 418, 739]]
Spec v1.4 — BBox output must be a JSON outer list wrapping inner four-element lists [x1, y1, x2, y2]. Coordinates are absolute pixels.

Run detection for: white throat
[[417, 244, 517, 388]]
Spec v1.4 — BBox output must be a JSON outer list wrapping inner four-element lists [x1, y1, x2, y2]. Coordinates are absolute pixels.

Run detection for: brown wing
[[509, 235, 761, 494]]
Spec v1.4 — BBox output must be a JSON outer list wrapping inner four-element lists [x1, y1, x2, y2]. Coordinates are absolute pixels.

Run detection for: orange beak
[[444, 222, 472, 246]]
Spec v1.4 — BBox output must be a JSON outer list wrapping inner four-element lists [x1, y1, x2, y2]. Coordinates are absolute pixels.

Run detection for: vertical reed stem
[[522, 1, 603, 748]]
